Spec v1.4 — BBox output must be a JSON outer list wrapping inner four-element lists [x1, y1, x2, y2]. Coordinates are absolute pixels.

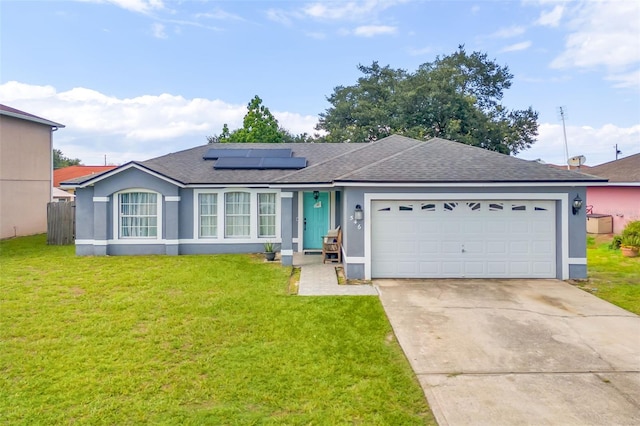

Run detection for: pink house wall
[[587, 186, 640, 233]]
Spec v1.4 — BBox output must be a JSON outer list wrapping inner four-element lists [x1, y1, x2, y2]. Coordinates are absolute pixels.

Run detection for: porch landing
[[294, 253, 378, 296]]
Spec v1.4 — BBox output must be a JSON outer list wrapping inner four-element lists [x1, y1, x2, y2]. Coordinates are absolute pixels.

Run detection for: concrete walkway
[[295, 253, 378, 296]]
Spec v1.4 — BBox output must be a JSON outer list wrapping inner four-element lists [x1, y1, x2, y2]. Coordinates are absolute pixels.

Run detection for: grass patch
[[580, 235, 640, 314], [0, 235, 434, 424]]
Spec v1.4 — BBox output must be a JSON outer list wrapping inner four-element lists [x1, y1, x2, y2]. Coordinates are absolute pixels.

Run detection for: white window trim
[[258, 192, 278, 238], [193, 188, 281, 243], [112, 188, 163, 241]]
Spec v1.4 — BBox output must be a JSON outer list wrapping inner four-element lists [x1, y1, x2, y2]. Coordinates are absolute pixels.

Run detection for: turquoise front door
[[303, 192, 329, 250]]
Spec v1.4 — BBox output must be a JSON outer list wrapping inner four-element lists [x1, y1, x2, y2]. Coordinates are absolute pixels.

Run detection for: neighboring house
[[584, 153, 640, 234], [62, 135, 604, 280], [52, 187, 75, 202], [54, 165, 117, 194], [0, 104, 65, 239]]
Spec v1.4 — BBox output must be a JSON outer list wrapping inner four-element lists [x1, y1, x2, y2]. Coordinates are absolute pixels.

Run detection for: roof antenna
[[558, 106, 570, 170]]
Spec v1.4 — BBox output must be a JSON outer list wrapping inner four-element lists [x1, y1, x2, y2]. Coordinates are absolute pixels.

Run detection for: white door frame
[[297, 191, 335, 252]]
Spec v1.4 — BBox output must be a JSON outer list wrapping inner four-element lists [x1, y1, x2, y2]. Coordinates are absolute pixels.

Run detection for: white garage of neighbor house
[[62, 135, 604, 280]]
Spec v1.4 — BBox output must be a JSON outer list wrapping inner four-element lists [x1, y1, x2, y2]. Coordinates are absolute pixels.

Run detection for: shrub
[[610, 235, 622, 250], [620, 221, 640, 249]]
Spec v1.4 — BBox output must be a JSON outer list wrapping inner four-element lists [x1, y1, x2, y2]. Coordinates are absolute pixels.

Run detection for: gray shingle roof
[[582, 153, 640, 183], [68, 136, 605, 187]]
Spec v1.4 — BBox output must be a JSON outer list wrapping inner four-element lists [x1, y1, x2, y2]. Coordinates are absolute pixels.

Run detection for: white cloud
[[303, 1, 401, 21], [500, 41, 532, 53], [535, 4, 564, 27], [0, 81, 319, 165], [551, 1, 640, 71], [268, 0, 405, 26], [353, 25, 397, 37], [606, 69, 640, 90], [152, 22, 167, 39], [266, 8, 295, 26], [491, 25, 526, 39], [195, 9, 244, 21], [79, 0, 164, 14], [517, 122, 640, 166]]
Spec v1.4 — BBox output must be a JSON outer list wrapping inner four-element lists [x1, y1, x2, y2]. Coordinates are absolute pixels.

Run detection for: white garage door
[[371, 200, 556, 278]]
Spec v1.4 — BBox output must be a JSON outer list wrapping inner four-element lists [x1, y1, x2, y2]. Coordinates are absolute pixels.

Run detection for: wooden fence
[[47, 202, 75, 245]]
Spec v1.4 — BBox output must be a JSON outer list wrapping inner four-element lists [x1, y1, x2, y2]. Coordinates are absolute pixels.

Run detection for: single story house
[[54, 165, 117, 194], [584, 153, 640, 234], [62, 135, 604, 280]]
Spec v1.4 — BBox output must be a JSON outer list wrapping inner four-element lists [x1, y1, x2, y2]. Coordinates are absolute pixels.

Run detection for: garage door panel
[[442, 241, 463, 253], [509, 241, 530, 254], [487, 262, 508, 275], [532, 262, 554, 274], [371, 199, 556, 279], [486, 221, 508, 233], [532, 240, 554, 253], [418, 221, 440, 233], [509, 262, 531, 275], [419, 262, 440, 274], [397, 241, 418, 254], [464, 262, 485, 275], [463, 241, 484, 254], [442, 261, 464, 275], [419, 241, 439, 253], [487, 241, 507, 254]]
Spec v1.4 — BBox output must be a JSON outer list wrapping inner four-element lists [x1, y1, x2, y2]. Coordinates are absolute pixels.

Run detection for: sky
[[1, 0, 639, 167]]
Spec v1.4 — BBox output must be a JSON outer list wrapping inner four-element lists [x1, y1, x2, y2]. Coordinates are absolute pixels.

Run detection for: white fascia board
[[186, 183, 272, 188], [76, 163, 185, 188], [338, 181, 600, 188], [0, 109, 65, 128], [269, 183, 335, 189]]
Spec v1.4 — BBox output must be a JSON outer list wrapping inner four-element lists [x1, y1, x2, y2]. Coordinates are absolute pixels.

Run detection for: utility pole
[[559, 107, 569, 170], [615, 144, 621, 161]]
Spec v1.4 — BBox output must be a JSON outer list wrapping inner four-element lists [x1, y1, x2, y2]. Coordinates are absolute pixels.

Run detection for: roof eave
[[0, 110, 65, 128]]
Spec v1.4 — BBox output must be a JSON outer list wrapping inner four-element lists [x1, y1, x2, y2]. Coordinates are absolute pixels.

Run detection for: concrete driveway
[[376, 279, 640, 426]]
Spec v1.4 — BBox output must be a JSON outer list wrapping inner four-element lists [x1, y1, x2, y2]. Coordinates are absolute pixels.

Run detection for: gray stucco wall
[[341, 185, 588, 280]]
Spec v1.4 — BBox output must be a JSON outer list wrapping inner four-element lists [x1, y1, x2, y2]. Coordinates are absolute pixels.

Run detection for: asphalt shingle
[[66, 136, 605, 186]]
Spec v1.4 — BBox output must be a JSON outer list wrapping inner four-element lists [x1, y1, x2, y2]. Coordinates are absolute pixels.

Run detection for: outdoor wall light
[[572, 194, 583, 215], [354, 204, 364, 221], [313, 191, 319, 201]]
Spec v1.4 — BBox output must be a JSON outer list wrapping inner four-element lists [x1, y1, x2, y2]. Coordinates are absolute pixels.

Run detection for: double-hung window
[[258, 193, 276, 237], [225, 192, 250, 238], [199, 193, 218, 238], [119, 192, 158, 238]]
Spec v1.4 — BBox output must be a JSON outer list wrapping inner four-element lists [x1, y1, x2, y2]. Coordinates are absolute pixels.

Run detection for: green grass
[[583, 236, 640, 314], [0, 235, 434, 424]]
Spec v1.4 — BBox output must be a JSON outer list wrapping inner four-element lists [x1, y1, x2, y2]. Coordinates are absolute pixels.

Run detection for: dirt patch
[[335, 266, 372, 285], [288, 267, 301, 294]]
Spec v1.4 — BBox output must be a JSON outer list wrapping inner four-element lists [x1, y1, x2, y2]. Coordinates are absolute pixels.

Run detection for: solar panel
[[213, 156, 306, 169], [261, 157, 307, 169], [203, 148, 292, 160]]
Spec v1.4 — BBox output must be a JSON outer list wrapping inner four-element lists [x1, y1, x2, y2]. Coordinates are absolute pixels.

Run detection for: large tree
[[53, 149, 81, 169], [317, 46, 538, 154], [208, 96, 286, 143]]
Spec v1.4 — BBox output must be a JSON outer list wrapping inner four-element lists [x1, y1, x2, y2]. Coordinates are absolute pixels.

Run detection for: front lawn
[[582, 235, 640, 314], [0, 235, 434, 424]]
